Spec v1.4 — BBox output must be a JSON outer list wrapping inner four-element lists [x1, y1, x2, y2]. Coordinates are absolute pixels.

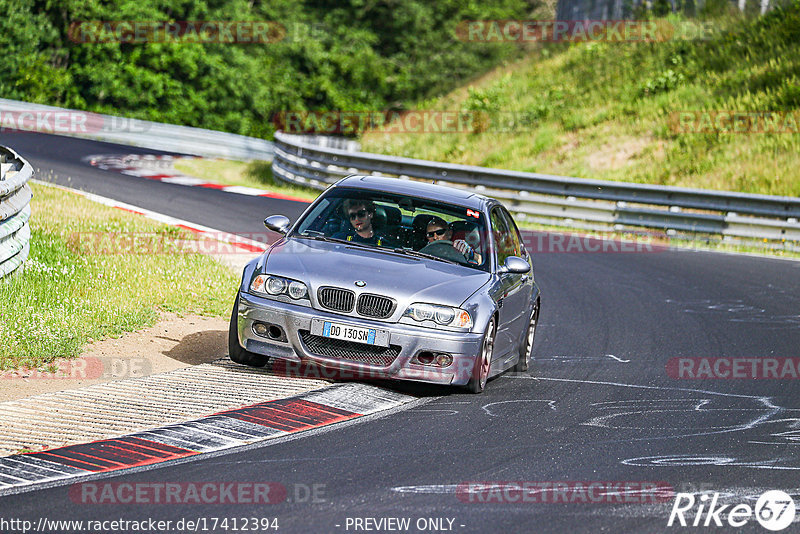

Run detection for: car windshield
[[292, 187, 489, 271]]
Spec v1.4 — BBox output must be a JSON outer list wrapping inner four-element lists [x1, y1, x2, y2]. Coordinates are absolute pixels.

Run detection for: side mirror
[[264, 215, 291, 235], [501, 256, 531, 274]]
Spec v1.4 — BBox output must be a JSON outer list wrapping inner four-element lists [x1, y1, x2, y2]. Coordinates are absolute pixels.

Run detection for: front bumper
[[236, 291, 483, 385]]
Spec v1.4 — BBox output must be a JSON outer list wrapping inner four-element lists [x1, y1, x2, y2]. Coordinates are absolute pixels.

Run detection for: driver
[[421, 217, 481, 264], [333, 199, 394, 246]]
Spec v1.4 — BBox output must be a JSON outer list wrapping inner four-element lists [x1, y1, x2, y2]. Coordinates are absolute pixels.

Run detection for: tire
[[467, 318, 495, 394], [228, 296, 269, 368], [514, 301, 539, 373]]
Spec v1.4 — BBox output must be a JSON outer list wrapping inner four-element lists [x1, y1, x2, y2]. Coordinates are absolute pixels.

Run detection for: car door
[[489, 206, 529, 361], [499, 207, 534, 336]]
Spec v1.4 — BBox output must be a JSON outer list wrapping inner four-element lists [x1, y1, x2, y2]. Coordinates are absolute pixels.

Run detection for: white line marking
[[222, 185, 270, 196], [160, 176, 205, 186]]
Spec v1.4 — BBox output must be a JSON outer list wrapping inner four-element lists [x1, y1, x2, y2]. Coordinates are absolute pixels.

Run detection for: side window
[[499, 207, 524, 258], [490, 208, 513, 266]]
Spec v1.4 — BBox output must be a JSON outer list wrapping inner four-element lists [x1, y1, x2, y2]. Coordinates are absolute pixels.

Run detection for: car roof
[[334, 175, 492, 211]]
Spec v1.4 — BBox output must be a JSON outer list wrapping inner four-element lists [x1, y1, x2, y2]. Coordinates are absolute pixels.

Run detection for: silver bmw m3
[[229, 175, 540, 393]]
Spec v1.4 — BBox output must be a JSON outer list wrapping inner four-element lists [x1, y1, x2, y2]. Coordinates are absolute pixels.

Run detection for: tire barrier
[[0, 147, 33, 277]]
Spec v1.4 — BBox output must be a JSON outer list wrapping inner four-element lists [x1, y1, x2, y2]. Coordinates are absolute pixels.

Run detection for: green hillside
[[361, 1, 800, 197]]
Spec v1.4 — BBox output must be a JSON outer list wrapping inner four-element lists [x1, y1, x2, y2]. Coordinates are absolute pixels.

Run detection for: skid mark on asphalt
[[408, 401, 470, 416], [664, 298, 800, 327], [622, 454, 800, 471], [534, 354, 631, 363], [583, 398, 772, 431], [748, 416, 800, 445], [504, 375, 800, 470], [481, 400, 557, 417]]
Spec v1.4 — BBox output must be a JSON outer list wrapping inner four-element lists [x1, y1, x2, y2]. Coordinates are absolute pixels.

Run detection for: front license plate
[[322, 321, 376, 345]]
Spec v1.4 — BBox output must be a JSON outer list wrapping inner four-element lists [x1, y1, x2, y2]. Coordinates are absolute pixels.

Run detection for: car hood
[[263, 238, 490, 307]]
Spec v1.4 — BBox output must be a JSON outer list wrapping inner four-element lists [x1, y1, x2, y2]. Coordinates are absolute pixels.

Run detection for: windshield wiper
[[391, 247, 461, 265], [294, 233, 379, 250], [294, 233, 349, 244]]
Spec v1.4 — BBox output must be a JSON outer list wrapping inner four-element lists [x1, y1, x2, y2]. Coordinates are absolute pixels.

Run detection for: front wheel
[[228, 296, 269, 368], [467, 318, 495, 394], [514, 302, 539, 372]]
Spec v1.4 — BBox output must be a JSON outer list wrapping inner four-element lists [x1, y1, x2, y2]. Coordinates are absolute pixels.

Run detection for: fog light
[[435, 353, 453, 367], [416, 352, 435, 365], [268, 325, 283, 340], [253, 322, 269, 337]]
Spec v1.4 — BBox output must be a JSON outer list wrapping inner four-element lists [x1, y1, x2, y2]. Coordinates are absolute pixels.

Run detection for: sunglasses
[[348, 209, 370, 220], [426, 228, 448, 238]]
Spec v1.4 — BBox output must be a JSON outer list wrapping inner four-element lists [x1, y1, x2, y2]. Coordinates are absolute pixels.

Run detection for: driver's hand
[[453, 239, 474, 259]]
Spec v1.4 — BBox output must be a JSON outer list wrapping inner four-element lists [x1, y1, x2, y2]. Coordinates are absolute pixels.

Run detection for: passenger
[[421, 216, 482, 265], [333, 199, 394, 246]]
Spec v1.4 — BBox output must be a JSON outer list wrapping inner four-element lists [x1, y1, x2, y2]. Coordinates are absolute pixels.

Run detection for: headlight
[[250, 274, 309, 301], [403, 303, 472, 329], [288, 280, 308, 299], [410, 303, 435, 322], [266, 277, 287, 295], [435, 307, 455, 325]]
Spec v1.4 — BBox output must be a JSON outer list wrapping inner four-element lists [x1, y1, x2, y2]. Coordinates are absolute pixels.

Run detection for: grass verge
[[173, 158, 319, 202], [0, 183, 239, 371]]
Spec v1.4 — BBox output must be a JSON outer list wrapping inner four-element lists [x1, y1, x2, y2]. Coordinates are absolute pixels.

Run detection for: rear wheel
[[514, 301, 539, 372], [467, 318, 495, 394], [228, 296, 269, 368]]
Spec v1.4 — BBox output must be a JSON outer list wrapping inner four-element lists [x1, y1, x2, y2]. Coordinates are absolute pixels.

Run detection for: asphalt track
[[2, 130, 800, 533]]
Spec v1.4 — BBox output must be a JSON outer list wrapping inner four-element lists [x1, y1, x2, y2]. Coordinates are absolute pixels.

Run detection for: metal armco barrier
[[0, 147, 33, 277], [0, 98, 274, 161], [272, 131, 800, 242]]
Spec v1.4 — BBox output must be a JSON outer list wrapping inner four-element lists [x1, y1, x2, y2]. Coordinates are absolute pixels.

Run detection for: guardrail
[[272, 131, 800, 242], [0, 147, 33, 277], [0, 98, 274, 161]]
